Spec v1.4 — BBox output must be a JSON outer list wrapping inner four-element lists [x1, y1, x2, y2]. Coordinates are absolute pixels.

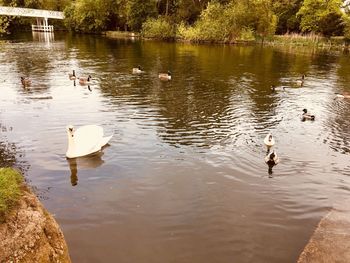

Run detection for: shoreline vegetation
[[0, 168, 23, 223], [1, 0, 350, 48], [0, 168, 71, 262], [104, 30, 350, 50]]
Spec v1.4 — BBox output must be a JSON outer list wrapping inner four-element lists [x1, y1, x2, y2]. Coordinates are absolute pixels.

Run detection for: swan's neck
[[67, 133, 75, 156]]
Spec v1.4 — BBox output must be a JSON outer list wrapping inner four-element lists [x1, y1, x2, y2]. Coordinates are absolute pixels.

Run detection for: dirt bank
[[0, 185, 71, 263]]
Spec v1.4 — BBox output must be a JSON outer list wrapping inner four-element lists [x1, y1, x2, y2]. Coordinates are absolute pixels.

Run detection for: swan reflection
[[67, 152, 105, 186]]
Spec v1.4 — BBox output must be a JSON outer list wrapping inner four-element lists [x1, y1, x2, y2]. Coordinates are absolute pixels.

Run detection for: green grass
[[0, 168, 23, 222], [269, 33, 348, 48]]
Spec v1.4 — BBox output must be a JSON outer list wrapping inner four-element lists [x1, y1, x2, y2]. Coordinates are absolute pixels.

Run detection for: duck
[[335, 92, 350, 99], [20, 77, 31, 87], [265, 150, 279, 166], [159, 71, 171, 81], [301, 108, 315, 121], [271, 85, 286, 92], [296, 74, 305, 87], [69, 70, 76, 80], [264, 133, 275, 148], [65, 124, 113, 159], [132, 65, 144, 74], [79, 75, 91, 85]]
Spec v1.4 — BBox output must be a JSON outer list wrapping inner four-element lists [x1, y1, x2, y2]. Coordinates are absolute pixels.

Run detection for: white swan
[[66, 125, 113, 158], [264, 133, 275, 148]]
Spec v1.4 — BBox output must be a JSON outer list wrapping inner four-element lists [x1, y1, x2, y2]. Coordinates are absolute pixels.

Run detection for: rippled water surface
[[1, 33, 350, 263]]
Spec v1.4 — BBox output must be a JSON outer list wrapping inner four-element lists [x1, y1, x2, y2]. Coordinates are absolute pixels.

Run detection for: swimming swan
[[66, 125, 113, 159], [264, 133, 275, 148], [159, 71, 171, 81]]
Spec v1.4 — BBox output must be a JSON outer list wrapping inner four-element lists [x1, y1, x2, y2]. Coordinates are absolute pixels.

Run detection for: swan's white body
[[265, 151, 279, 165], [66, 125, 112, 158], [264, 133, 275, 148]]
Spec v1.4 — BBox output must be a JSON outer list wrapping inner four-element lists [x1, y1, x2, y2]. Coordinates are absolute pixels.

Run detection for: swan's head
[[66, 125, 74, 137], [303, 108, 307, 114], [88, 75, 92, 81], [167, 71, 171, 76], [268, 134, 272, 141], [138, 65, 141, 70], [269, 151, 275, 160]]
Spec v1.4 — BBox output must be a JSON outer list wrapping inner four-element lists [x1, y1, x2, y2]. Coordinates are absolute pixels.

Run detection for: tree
[[297, 0, 345, 36], [126, 0, 157, 31], [272, 0, 303, 34], [64, 0, 119, 32]]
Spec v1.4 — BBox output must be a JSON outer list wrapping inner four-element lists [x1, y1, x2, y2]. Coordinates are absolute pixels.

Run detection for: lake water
[[1, 32, 350, 263]]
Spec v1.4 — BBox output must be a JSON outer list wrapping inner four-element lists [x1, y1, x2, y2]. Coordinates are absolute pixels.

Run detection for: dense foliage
[[1, 0, 350, 41]]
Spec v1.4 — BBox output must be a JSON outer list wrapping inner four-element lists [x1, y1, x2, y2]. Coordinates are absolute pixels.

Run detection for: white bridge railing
[[32, 25, 54, 32], [0, 6, 64, 19]]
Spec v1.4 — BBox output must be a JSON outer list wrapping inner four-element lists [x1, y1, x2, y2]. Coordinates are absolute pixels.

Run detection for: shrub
[[141, 17, 175, 40]]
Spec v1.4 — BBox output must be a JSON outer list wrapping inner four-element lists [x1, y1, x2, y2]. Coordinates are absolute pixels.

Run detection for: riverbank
[[298, 203, 350, 263], [0, 168, 71, 262], [104, 30, 349, 49]]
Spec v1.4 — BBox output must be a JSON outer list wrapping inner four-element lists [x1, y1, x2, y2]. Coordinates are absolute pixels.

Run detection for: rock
[[0, 185, 71, 263]]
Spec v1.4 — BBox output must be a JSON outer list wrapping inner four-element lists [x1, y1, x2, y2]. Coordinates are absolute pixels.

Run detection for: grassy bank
[[105, 31, 140, 39], [0, 168, 23, 222], [267, 33, 349, 48], [106, 30, 349, 50]]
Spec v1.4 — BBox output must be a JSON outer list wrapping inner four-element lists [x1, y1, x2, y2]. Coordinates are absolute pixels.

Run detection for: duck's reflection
[[67, 152, 105, 186]]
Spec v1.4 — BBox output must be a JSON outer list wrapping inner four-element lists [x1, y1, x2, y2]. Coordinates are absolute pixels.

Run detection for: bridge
[[0, 6, 64, 32]]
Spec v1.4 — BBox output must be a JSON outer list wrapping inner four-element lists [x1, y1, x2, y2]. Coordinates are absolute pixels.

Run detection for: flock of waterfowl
[[19, 70, 350, 174], [264, 74, 350, 176], [19, 66, 172, 159]]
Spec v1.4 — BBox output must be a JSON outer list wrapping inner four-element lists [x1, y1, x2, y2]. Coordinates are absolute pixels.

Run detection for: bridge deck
[[0, 6, 64, 19]]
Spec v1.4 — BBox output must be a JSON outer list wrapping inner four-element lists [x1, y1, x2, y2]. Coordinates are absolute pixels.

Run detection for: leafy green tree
[[252, 0, 277, 41], [272, 0, 303, 34], [64, 0, 119, 32], [297, 0, 344, 36], [126, 0, 157, 31]]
